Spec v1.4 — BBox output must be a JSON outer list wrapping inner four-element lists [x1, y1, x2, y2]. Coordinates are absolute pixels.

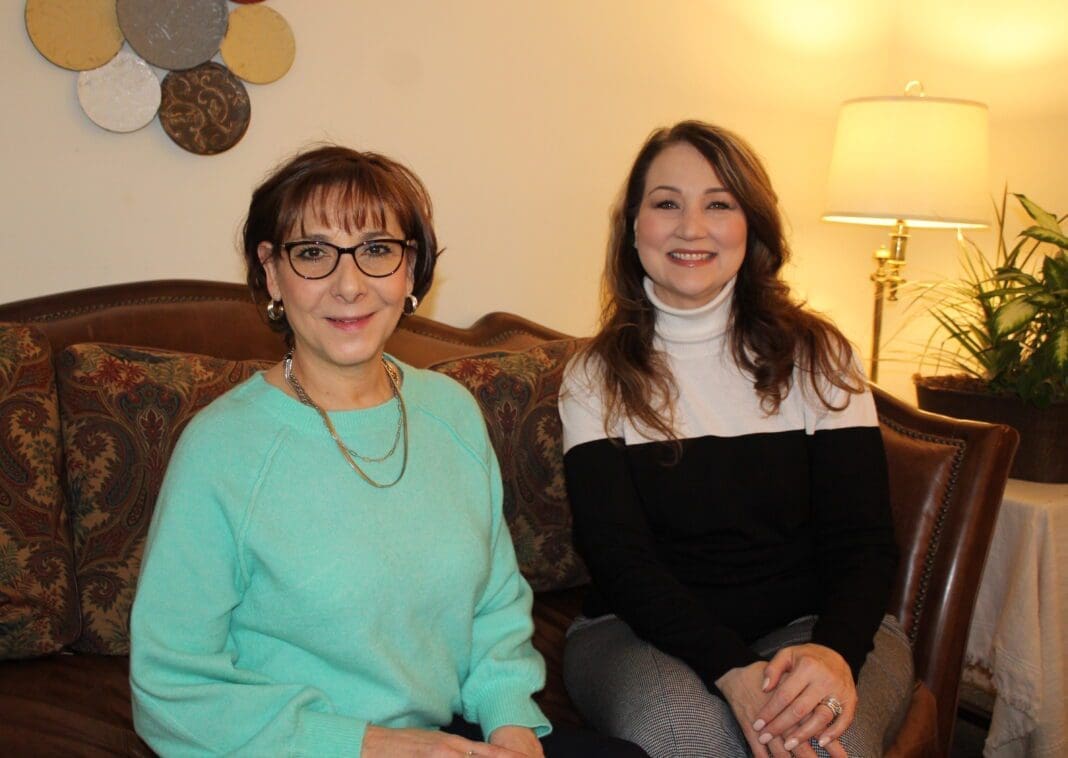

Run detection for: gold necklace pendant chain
[[283, 352, 408, 489], [283, 353, 402, 462], [337, 363, 403, 463]]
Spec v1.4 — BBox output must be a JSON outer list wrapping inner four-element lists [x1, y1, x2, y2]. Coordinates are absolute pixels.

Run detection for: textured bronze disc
[[116, 0, 228, 71], [77, 50, 161, 133], [25, 0, 124, 71], [159, 62, 251, 155], [221, 5, 295, 84]]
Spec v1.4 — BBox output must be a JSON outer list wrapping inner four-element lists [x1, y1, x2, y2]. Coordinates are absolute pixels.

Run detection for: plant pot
[[914, 376, 1067, 483]]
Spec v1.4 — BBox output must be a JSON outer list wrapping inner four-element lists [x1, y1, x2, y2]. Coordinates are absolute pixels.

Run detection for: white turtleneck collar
[[643, 275, 735, 352]]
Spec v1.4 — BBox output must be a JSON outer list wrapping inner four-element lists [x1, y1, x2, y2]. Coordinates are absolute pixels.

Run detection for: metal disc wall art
[[159, 63, 251, 156], [116, 0, 228, 72], [221, 5, 295, 84], [25, 0, 124, 71], [26, 0, 294, 155], [77, 50, 161, 133]]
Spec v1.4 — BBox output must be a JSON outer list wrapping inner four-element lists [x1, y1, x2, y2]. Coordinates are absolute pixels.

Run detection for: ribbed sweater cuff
[[294, 711, 367, 757], [476, 693, 551, 739]]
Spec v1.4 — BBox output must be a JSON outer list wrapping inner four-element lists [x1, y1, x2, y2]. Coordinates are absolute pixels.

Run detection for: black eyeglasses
[[280, 238, 414, 279]]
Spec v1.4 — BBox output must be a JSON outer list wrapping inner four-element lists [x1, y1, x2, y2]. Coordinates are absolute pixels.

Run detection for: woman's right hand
[[361, 725, 531, 757], [716, 662, 844, 758]]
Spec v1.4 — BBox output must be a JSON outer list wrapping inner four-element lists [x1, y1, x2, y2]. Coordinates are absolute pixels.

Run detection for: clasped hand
[[716, 643, 855, 757]]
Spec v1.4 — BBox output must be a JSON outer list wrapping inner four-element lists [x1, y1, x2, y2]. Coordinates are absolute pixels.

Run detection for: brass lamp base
[[869, 220, 909, 382]]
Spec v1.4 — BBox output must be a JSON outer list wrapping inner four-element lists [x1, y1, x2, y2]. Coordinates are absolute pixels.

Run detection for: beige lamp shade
[[823, 95, 990, 229]]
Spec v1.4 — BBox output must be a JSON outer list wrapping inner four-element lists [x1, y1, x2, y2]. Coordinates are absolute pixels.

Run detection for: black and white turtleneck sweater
[[559, 277, 897, 692]]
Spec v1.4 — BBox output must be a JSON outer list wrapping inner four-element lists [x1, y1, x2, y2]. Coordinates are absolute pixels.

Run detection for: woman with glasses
[[558, 122, 913, 757], [129, 146, 643, 758]]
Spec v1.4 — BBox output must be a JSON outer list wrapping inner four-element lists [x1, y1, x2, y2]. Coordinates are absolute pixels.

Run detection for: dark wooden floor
[[951, 716, 988, 757], [952, 689, 992, 758]]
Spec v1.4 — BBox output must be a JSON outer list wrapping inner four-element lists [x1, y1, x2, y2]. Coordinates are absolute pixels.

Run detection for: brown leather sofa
[[0, 280, 1018, 756]]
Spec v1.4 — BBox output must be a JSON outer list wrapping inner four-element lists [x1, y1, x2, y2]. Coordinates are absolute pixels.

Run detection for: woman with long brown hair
[[559, 122, 913, 757]]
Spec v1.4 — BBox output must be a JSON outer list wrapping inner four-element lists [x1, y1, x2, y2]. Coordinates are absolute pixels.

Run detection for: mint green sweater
[[129, 362, 549, 756]]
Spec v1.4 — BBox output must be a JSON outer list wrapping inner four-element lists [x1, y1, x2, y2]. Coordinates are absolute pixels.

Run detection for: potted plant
[[912, 191, 1067, 483]]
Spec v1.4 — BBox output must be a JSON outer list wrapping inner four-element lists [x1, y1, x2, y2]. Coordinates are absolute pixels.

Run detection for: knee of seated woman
[[624, 706, 748, 758]]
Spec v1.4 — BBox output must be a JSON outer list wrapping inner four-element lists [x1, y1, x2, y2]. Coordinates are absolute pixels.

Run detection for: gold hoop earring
[[403, 294, 419, 315], [266, 300, 285, 321]]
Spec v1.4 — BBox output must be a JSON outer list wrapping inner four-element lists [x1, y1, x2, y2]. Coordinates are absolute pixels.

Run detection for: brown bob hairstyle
[[582, 120, 863, 441], [242, 145, 439, 340]]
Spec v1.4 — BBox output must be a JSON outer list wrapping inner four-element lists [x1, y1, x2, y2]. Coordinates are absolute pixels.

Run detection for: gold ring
[[819, 695, 844, 722]]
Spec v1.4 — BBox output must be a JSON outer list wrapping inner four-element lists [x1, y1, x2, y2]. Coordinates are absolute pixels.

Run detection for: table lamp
[[823, 82, 990, 382]]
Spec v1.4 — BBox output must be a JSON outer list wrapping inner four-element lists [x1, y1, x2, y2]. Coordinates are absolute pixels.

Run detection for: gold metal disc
[[25, 0, 124, 72], [220, 5, 296, 85]]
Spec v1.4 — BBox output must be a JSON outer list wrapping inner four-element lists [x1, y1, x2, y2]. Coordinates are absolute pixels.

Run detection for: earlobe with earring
[[266, 300, 285, 321], [403, 294, 419, 315]]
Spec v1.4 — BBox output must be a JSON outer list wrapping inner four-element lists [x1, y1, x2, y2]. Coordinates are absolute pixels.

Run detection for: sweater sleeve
[[129, 427, 368, 757], [559, 364, 760, 693], [805, 382, 899, 681], [459, 425, 550, 738]]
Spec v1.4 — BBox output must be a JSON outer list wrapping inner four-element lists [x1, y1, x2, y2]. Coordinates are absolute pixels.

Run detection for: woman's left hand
[[752, 643, 855, 756], [489, 726, 544, 758]]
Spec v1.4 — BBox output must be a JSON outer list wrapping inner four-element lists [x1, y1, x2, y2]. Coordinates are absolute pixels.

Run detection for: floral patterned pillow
[[56, 343, 270, 655], [0, 323, 80, 659], [431, 339, 589, 592]]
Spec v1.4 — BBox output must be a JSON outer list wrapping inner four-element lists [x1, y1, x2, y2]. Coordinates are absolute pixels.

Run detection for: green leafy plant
[[916, 191, 1068, 406]]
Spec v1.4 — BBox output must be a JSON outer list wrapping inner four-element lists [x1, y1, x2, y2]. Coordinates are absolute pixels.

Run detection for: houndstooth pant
[[563, 614, 913, 758]]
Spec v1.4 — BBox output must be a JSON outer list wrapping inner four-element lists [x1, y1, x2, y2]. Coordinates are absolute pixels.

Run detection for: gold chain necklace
[[283, 352, 408, 488], [287, 355, 403, 464]]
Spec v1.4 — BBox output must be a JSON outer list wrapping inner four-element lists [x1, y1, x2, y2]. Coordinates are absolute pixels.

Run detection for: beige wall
[[4, 0, 1067, 402]]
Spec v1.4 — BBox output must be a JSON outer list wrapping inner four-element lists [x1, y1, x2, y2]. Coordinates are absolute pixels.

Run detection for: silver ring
[[819, 695, 844, 721]]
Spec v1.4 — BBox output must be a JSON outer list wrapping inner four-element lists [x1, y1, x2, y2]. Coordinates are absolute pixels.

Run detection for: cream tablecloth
[[964, 478, 1068, 757]]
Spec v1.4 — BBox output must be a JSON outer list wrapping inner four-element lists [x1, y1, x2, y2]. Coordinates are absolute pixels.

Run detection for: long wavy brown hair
[[581, 120, 864, 441]]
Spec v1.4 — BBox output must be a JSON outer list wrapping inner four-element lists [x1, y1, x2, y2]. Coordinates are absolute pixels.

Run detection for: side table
[[963, 478, 1068, 757]]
